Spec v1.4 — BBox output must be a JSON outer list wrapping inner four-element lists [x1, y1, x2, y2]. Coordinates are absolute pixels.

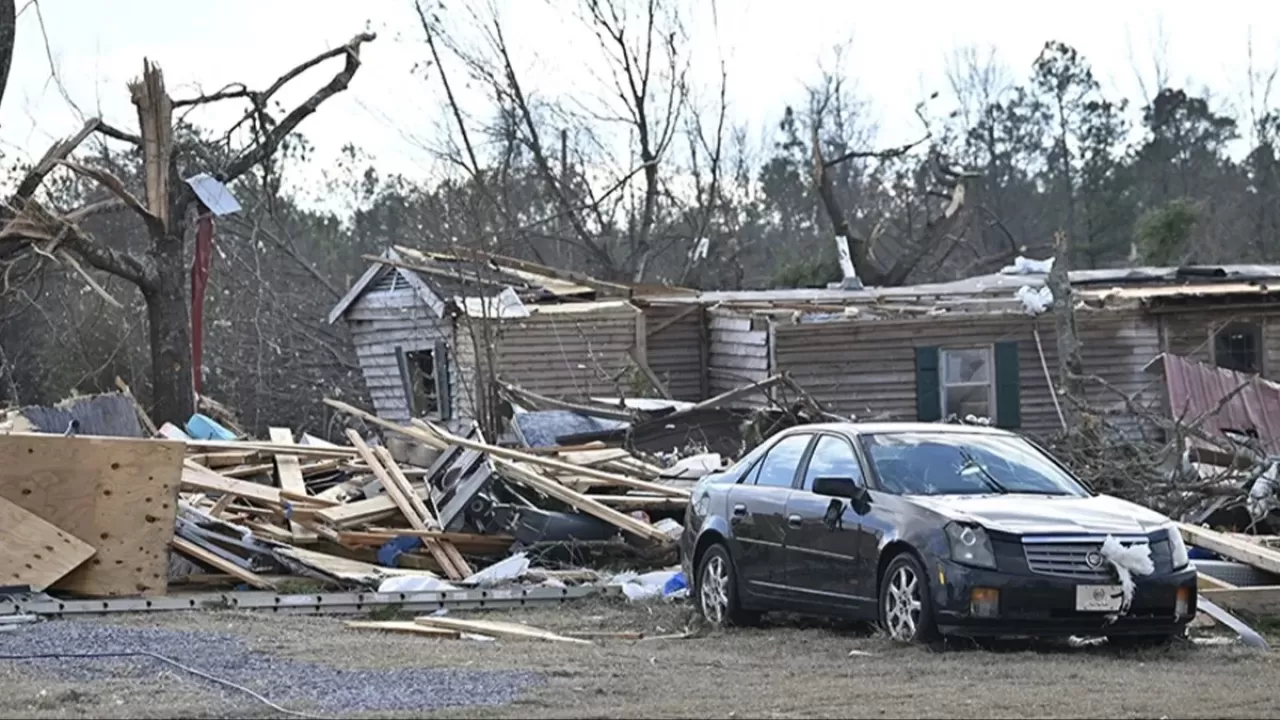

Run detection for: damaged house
[[668, 263, 1280, 439], [333, 246, 1280, 449], [328, 247, 703, 427]]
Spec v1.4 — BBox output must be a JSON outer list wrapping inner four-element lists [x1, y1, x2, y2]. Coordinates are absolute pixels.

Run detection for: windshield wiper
[[955, 448, 1009, 494]]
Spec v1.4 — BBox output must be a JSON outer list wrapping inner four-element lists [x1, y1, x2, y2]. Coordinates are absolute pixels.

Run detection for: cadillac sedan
[[679, 422, 1198, 644]]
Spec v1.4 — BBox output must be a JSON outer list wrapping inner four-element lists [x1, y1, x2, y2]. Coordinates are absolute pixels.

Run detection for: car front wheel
[[879, 552, 939, 644], [696, 543, 759, 628]]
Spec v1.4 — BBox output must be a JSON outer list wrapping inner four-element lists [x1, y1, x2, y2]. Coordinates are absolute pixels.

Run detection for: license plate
[[1075, 585, 1124, 612]]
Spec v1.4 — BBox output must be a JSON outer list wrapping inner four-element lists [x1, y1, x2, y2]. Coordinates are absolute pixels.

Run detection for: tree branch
[[219, 32, 376, 184]]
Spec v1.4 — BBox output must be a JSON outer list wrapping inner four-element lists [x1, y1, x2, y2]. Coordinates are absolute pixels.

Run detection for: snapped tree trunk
[[143, 233, 193, 424]]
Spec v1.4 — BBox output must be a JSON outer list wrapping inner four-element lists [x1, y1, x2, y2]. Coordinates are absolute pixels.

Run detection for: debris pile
[[161, 397, 703, 593]]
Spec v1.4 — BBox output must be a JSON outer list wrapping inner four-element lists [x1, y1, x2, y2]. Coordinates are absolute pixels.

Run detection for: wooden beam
[[412, 419, 689, 498], [170, 537, 278, 590], [375, 445, 472, 578], [269, 427, 318, 545], [1199, 586, 1280, 616], [345, 431, 466, 580], [181, 460, 282, 506], [1180, 523, 1280, 576], [494, 459, 671, 543]]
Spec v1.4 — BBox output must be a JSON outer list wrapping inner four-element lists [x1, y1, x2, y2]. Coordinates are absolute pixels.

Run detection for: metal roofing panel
[[1155, 353, 1280, 454]]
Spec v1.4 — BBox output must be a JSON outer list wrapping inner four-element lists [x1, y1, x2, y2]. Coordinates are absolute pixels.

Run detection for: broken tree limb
[[411, 418, 689, 498]]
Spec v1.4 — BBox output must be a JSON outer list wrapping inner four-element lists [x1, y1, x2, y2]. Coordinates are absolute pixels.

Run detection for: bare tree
[[805, 54, 976, 287], [419, 0, 688, 281], [0, 33, 376, 423]]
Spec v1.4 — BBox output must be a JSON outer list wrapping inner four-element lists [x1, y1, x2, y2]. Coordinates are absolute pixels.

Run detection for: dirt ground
[[1, 597, 1278, 719]]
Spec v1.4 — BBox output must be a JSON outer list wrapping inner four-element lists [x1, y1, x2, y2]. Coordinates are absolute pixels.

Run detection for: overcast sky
[[4, 0, 1279, 210]]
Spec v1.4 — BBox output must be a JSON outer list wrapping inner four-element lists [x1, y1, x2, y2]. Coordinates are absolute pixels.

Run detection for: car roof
[[777, 421, 1017, 438]]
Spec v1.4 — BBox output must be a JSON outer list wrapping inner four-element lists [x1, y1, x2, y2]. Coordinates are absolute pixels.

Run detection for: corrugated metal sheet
[[1154, 353, 1280, 452]]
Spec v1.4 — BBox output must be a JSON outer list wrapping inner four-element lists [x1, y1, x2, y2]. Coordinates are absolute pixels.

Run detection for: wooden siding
[[346, 285, 460, 425], [1158, 307, 1280, 381], [769, 308, 1163, 440], [708, 309, 772, 398], [458, 302, 642, 401], [641, 303, 706, 401]]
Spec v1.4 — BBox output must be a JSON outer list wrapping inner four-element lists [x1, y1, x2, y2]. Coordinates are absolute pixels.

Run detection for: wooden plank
[[1199, 586, 1280, 616], [346, 432, 465, 580], [314, 493, 402, 527], [0, 495, 97, 591], [0, 433, 182, 597], [413, 615, 593, 644], [1198, 572, 1237, 591], [181, 460, 283, 506], [375, 446, 472, 578], [493, 459, 671, 543], [411, 419, 689, 498], [279, 490, 341, 507], [1180, 524, 1280, 575], [269, 427, 318, 545], [184, 439, 356, 459], [345, 620, 461, 638], [170, 537, 278, 590]]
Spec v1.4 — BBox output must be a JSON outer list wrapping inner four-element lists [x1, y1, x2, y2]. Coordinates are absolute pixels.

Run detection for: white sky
[[3, 0, 1279, 211]]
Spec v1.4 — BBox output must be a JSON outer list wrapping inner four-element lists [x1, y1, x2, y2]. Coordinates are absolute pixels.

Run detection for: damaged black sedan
[[680, 423, 1198, 644]]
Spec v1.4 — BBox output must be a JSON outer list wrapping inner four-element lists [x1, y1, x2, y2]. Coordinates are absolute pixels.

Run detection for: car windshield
[[859, 431, 1089, 497]]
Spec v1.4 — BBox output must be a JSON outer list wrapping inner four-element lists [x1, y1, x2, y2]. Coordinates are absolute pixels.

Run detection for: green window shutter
[[994, 341, 1021, 429], [915, 346, 941, 422], [435, 339, 452, 421]]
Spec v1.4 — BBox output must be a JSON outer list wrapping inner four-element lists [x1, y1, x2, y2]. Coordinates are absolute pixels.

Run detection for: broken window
[[1214, 322, 1262, 374], [395, 343, 451, 420], [940, 347, 994, 419]]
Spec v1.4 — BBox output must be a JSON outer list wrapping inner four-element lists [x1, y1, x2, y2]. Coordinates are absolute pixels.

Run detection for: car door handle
[[731, 503, 747, 519], [787, 514, 802, 528]]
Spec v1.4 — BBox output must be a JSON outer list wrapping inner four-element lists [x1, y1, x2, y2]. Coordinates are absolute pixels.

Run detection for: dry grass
[[2, 598, 1278, 719]]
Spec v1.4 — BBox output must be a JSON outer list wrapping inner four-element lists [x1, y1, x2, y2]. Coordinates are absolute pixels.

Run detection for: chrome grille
[[1022, 536, 1149, 580]]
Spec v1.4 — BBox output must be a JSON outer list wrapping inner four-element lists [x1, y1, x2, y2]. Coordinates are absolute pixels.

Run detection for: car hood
[[905, 493, 1171, 536]]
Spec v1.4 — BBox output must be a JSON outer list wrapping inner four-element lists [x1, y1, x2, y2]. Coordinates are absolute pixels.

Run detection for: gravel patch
[[0, 619, 543, 715]]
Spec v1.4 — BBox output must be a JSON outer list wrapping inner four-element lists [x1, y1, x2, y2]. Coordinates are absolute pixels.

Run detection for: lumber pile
[[165, 403, 691, 591]]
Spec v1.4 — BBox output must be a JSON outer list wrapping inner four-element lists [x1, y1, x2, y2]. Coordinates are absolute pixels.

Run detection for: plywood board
[[0, 433, 183, 596], [0, 495, 96, 590]]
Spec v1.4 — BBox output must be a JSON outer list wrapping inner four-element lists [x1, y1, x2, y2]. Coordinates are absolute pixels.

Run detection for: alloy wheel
[[700, 553, 730, 625], [885, 564, 922, 641]]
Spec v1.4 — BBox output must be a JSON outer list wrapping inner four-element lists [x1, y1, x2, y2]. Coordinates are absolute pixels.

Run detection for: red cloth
[[191, 212, 215, 396]]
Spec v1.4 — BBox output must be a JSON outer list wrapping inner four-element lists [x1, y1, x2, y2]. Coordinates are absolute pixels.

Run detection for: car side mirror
[[813, 476, 868, 502]]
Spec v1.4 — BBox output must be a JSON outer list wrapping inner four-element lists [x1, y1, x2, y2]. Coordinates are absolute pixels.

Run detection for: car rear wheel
[[696, 543, 759, 628], [879, 553, 938, 644]]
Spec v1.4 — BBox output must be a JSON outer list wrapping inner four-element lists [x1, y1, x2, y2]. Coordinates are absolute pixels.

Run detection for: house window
[[940, 347, 994, 419], [400, 348, 439, 417], [1214, 323, 1262, 374]]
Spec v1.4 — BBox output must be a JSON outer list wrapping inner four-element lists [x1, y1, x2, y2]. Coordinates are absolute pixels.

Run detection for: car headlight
[[945, 522, 997, 569], [1166, 525, 1190, 570]]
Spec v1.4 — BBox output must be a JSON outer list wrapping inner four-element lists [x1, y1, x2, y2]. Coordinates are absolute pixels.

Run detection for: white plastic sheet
[[1000, 256, 1055, 275], [1015, 285, 1054, 316], [463, 552, 531, 587], [1099, 534, 1154, 613]]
